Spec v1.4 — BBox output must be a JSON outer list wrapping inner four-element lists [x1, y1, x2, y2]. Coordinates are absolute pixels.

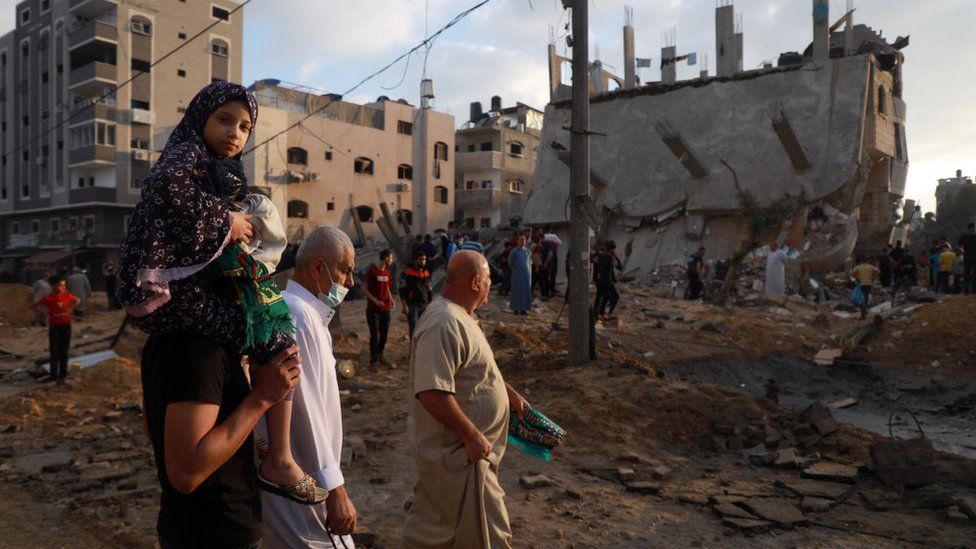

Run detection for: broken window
[[354, 157, 373, 175], [287, 199, 308, 218], [355, 205, 374, 222], [509, 179, 524, 193], [397, 164, 413, 180], [324, 151, 333, 161], [480, 142, 492, 152], [434, 141, 449, 161], [509, 141, 524, 157], [287, 147, 308, 165], [212, 6, 230, 21], [480, 218, 491, 228], [397, 121, 413, 135], [434, 186, 448, 204]]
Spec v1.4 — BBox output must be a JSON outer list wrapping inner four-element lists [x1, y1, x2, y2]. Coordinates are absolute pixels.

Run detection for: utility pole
[[568, 0, 591, 366]]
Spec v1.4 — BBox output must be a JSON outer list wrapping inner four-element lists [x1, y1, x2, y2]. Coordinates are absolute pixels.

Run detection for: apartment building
[[242, 79, 455, 245], [455, 96, 542, 229], [0, 0, 243, 281]]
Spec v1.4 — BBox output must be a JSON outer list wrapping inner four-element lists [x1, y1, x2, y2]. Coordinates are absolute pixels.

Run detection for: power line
[[4, 0, 257, 160], [243, 0, 494, 157]]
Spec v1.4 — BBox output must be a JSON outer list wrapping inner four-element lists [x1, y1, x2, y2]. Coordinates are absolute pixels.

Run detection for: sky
[[1, 0, 973, 212]]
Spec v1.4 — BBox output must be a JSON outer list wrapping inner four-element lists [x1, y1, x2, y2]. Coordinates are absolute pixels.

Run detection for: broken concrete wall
[[525, 54, 891, 273]]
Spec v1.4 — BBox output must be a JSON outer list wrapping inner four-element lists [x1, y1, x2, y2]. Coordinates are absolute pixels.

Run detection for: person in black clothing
[[879, 244, 893, 288], [959, 223, 976, 294], [399, 253, 432, 338], [891, 253, 917, 299], [592, 241, 622, 321], [142, 334, 299, 549], [411, 235, 424, 260], [498, 241, 513, 296], [687, 247, 705, 300], [539, 239, 556, 299]]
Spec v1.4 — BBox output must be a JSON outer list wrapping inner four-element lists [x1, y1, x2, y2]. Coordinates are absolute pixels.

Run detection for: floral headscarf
[[117, 81, 258, 316]]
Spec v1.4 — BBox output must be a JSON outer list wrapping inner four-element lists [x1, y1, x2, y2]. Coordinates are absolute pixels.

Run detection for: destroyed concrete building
[[526, 1, 909, 280], [455, 98, 543, 229], [242, 79, 455, 246]]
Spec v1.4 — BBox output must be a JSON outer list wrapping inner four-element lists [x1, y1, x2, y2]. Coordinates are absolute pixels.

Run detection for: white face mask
[[315, 263, 349, 309]]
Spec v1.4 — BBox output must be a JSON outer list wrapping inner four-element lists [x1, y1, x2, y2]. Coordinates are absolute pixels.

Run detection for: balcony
[[457, 150, 502, 172], [129, 108, 155, 125], [456, 188, 500, 209], [70, 0, 118, 19], [69, 186, 117, 204], [68, 145, 116, 167], [8, 233, 39, 249], [68, 21, 118, 50], [69, 62, 117, 95], [70, 102, 117, 124]]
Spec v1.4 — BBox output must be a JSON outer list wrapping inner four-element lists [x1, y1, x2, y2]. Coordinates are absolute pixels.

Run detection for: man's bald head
[[443, 251, 491, 312]]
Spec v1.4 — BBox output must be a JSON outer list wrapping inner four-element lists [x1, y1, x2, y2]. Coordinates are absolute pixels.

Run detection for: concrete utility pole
[[568, 0, 591, 366]]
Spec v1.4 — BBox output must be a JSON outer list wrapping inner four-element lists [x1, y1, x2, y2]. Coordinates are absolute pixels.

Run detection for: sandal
[[256, 470, 328, 505]]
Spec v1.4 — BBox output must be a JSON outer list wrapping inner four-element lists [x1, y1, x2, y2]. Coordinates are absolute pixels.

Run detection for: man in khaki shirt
[[404, 251, 530, 549]]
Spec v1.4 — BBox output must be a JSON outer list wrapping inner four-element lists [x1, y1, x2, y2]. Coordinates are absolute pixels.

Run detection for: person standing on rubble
[[66, 266, 92, 319], [508, 235, 532, 315], [937, 245, 956, 294], [403, 251, 529, 548], [32, 276, 80, 384], [958, 223, 976, 294], [364, 249, 397, 371], [851, 255, 880, 319], [497, 240, 513, 297], [891, 252, 917, 299], [879, 244, 894, 288], [400, 251, 433, 338], [592, 241, 622, 321], [687, 247, 706, 300], [764, 242, 789, 297]]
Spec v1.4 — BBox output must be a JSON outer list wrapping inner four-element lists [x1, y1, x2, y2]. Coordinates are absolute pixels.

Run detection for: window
[[22, 150, 28, 161], [326, 202, 335, 211], [41, 109, 49, 120], [355, 205, 374, 222], [94, 122, 116, 146], [131, 138, 149, 149], [397, 164, 413, 180], [480, 218, 491, 229], [464, 218, 475, 228], [465, 180, 476, 190], [130, 18, 152, 36], [354, 157, 374, 175], [40, 180, 49, 195], [480, 142, 492, 152], [56, 63, 62, 74], [31, 219, 40, 233], [123, 215, 131, 234], [20, 9, 30, 24], [286, 147, 308, 165], [397, 121, 413, 135], [324, 151, 333, 161], [88, 176, 95, 187], [510, 141, 524, 157], [177, 69, 186, 77], [76, 177, 84, 188], [287, 200, 308, 218], [434, 142, 449, 161], [20, 181, 29, 198], [42, 145, 49, 157], [509, 179, 524, 193], [22, 115, 28, 126], [131, 59, 151, 73], [211, 40, 229, 57], [83, 216, 95, 230], [50, 218, 60, 234], [10, 221, 19, 235], [69, 217, 78, 230], [212, 6, 231, 21], [39, 32, 49, 50], [467, 144, 475, 152], [178, 32, 187, 39], [481, 180, 492, 189], [434, 186, 449, 204], [131, 99, 150, 110], [41, 72, 48, 83], [57, 140, 63, 150], [132, 177, 143, 189], [877, 85, 886, 115], [41, 0, 50, 13], [55, 179, 64, 190], [21, 42, 29, 57]]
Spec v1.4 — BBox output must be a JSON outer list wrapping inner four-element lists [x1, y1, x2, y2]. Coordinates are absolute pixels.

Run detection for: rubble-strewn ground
[[1, 282, 974, 548]]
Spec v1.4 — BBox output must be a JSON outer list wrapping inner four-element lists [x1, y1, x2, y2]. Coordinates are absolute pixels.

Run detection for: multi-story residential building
[[242, 79, 455, 245], [0, 0, 243, 282], [454, 97, 542, 229]]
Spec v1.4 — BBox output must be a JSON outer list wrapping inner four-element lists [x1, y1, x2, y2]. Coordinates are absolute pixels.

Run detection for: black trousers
[[688, 273, 704, 300], [366, 309, 390, 363], [49, 324, 71, 380], [937, 272, 951, 294], [859, 285, 873, 318], [964, 258, 976, 294], [594, 282, 619, 317]]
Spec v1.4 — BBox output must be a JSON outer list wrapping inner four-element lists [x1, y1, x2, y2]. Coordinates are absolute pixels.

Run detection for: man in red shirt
[[364, 249, 397, 371], [32, 277, 80, 384]]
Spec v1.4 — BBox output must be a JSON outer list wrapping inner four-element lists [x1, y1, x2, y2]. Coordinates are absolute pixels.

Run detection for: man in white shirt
[[257, 226, 358, 548]]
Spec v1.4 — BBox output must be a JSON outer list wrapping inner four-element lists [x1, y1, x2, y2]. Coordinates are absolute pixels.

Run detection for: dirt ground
[[0, 283, 974, 547]]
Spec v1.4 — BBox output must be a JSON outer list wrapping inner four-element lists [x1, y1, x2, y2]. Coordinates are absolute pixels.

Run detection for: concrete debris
[[519, 474, 555, 489], [800, 497, 834, 513], [721, 517, 773, 532], [625, 482, 661, 495], [827, 397, 858, 409], [870, 437, 936, 487], [776, 478, 850, 500], [955, 497, 976, 520], [801, 462, 859, 484], [813, 348, 843, 366], [617, 467, 636, 482], [739, 499, 808, 527], [652, 465, 673, 480], [713, 502, 758, 520]]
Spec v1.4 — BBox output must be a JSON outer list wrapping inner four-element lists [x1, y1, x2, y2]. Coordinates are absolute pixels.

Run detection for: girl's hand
[[230, 212, 254, 244]]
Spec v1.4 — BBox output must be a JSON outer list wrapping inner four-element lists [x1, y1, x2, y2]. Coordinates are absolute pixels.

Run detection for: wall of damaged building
[[525, 55, 892, 274]]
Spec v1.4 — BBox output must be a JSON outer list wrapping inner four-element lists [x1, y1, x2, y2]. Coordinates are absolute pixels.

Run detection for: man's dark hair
[[698, 246, 705, 252], [379, 249, 393, 261], [424, 234, 432, 241], [415, 235, 423, 243], [605, 240, 617, 249], [414, 251, 427, 259], [50, 275, 64, 285], [969, 223, 976, 230]]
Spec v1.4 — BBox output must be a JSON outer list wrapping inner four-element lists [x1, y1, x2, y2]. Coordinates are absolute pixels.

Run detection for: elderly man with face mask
[[403, 251, 530, 549], [256, 226, 359, 548]]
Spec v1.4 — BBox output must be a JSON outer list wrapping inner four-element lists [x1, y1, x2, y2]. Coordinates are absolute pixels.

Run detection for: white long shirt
[[765, 248, 788, 297], [256, 280, 354, 548]]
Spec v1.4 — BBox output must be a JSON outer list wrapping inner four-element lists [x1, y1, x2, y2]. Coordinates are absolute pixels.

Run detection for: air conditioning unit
[[131, 150, 149, 161], [395, 183, 410, 192]]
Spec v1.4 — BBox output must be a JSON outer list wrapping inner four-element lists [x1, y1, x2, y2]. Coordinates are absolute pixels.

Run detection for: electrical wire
[[243, 0, 495, 157], [3, 0, 258, 160]]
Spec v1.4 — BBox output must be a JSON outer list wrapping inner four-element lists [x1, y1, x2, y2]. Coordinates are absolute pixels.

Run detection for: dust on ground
[[0, 283, 974, 547]]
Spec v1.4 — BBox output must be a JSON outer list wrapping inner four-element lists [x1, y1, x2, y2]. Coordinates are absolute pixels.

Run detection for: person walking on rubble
[[507, 235, 532, 315], [66, 266, 91, 318], [764, 242, 789, 297], [891, 252, 917, 300], [958, 223, 976, 294], [592, 241, 622, 321], [400, 251, 433, 338], [851, 255, 880, 319], [937, 245, 956, 294], [403, 251, 530, 549], [364, 249, 397, 371], [687, 247, 706, 300]]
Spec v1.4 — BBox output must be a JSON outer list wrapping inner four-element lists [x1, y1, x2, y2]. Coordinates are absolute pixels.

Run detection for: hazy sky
[[2, 0, 972, 212]]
